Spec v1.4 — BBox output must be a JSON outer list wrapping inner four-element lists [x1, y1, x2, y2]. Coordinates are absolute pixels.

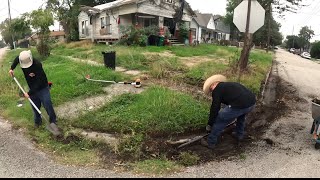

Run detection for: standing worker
[[201, 74, 256, 149], [8, 50, 59, 131]]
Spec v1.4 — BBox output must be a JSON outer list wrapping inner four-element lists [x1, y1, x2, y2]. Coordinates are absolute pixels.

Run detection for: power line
[[299, 0, 320, 25]]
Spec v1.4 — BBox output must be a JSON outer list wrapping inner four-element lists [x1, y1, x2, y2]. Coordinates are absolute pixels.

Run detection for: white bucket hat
[[203, 74, 227, 95], [19, 50, 33, 68]]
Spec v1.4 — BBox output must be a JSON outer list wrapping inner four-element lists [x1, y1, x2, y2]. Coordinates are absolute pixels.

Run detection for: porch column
[[159, 16, 164, 28], [91, 16, 95, 42]]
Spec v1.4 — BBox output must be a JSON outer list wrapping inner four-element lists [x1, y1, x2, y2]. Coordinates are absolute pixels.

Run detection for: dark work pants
[[30, 87, 57, 125], [207, 104, 255, 146]]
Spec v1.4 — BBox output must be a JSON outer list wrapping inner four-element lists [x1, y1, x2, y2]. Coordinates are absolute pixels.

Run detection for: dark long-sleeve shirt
[[208, 82, 256, 126], [11, 56, 48, 96]]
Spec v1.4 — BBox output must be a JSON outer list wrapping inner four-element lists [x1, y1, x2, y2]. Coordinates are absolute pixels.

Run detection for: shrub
[[119, 25, 159, 46], [311, 42, 320, 59]]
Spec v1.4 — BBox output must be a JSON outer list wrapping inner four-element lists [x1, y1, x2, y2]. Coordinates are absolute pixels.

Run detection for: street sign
[[233, 0, 265, 33]]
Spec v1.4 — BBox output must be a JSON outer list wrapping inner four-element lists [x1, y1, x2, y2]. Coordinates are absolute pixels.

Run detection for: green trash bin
[[158, 36, 164, 46]]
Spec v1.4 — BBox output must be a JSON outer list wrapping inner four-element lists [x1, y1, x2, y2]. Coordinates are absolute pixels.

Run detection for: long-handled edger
[[173, 120, 237, 149], [85, 75, 141, 88], [12, 76, 61, 136]]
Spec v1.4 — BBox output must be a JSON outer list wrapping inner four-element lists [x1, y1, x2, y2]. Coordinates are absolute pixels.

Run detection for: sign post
[[233, 0, 265, 71]]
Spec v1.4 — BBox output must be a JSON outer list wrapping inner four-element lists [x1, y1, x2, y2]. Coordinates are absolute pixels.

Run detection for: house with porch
[[190, 12, 230, 44], [78, 0, 195, 44]]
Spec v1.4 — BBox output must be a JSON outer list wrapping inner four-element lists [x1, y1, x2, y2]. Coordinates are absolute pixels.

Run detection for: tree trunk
[[266, 3, 271, 53], [238, 0, 252, 71]]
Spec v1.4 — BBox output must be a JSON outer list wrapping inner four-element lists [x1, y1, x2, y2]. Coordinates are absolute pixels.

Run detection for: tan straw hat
[[203, 74, 227, 95], [19, 50, 33, 68]]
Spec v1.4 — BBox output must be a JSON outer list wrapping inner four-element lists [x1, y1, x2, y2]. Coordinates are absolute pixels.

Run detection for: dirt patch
[[96, 59, 309, 166], [143, 51, 176, 58], [180, 56, 228, 67]]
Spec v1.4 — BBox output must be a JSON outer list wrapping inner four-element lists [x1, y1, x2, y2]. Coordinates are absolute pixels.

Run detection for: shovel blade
[[46, 123, 62, 136]]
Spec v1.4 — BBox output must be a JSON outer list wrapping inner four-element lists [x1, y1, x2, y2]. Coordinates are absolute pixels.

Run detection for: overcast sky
[[1, 0, 320, 41]]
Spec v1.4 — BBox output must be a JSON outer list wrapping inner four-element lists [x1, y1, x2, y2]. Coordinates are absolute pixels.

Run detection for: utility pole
[[238, 0, 252, 71], [292, 26, 294, 48], [8, 0, 15, 49]]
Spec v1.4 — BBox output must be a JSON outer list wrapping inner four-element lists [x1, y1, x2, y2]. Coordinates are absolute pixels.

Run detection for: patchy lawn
[[0, 43, 273, 175]]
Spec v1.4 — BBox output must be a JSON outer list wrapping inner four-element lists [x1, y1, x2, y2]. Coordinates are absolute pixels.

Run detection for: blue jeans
[[30, 87, 57, 125], [207, 104, 255, 146]]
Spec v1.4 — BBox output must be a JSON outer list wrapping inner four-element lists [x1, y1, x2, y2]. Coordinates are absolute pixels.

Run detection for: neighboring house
[[213, 15, 230, 41], [78, 0, 195, 44], [28, 31, 66, 44], [190, 12, 215, 44], [191, 12, 230, 44]]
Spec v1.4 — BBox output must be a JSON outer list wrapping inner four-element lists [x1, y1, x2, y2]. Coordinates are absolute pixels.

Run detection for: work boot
[[200, 138, 216, 150], [34, 122, 42, 129], [232, 132, 246, 146]]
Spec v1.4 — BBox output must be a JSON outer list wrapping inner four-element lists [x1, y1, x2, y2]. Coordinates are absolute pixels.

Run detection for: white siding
[[137, 2, 193, 21], [79, 0, 194, 41], [207, 17, 215, 30], [94, 11, 121, 39], [226, 34, 230, 41], [198, 27, 202, 43], [120, 14, 133, 26], [78, 12, 91, 40]]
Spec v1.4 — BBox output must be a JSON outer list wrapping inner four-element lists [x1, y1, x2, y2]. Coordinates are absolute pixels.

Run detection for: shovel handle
[[13, 77, 42, 115]]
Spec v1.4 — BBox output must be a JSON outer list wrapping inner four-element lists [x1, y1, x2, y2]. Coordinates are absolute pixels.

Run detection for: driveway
[[1, 48, 320, 177]]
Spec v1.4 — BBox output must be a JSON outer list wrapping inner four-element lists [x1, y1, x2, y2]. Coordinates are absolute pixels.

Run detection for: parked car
[[301, 52, 311, 59], [289, 48, 295, 53]]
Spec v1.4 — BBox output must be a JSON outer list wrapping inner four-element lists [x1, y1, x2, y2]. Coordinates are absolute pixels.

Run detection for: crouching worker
[[201, 74, 256, 149], [8, 50, 59, 133]]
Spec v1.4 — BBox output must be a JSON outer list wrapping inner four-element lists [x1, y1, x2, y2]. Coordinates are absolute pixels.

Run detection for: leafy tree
[[298, 26, 314, 50], [311, 41, 320, 59], [27, 9, 54, 57], [0, 16, 32, 48], [285, 35, 303, 49], [225, 0, 303, 71], [225, 0, 303, 41], [253, 16, 283, 47]]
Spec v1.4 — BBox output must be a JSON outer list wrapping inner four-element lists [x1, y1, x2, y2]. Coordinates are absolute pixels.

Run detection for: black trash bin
[[102, 51, 116, 70]]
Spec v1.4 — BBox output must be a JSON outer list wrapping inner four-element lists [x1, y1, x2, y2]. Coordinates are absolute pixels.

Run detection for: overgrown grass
[[0, 48, 127, 166], [72, 86, 209, 135], [166, 44, 238, 58], [185, 61, 229, 85], [0, 43, 273, 173]]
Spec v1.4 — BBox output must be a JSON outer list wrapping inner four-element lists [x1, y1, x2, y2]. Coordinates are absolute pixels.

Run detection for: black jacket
[[208, 82, 256, 126], [11, 56, 48, 96]]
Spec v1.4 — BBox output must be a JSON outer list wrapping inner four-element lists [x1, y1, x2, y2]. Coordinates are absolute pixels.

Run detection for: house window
[[90, 16, 93, 25], [166, 0, 173, 3], [81, 21, 88, 35], [101, 17, 106, 28], [106, 16, 111, 34], [82, 21, 85, 34]]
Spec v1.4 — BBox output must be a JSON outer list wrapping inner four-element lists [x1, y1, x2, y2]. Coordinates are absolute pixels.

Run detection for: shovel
[[176, 120, 237, 149], [12, 76, 61, 136]]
